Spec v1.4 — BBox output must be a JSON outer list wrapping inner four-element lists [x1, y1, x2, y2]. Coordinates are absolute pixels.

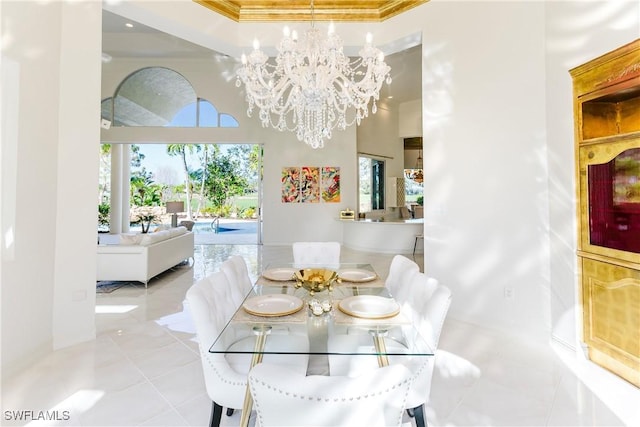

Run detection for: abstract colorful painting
[[281, 167, 300, 203], [301, 166, 320, 203], [322, 167, 341, 202], [282, 166, 339, 204]]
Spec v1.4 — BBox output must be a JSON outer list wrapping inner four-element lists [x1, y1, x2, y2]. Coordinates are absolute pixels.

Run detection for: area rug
[[96, 281, 134, 293]]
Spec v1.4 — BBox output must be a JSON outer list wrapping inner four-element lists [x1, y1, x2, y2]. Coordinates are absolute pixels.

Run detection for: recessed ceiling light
[[125, 23, 133, 28], [387, 95, 394, 99]]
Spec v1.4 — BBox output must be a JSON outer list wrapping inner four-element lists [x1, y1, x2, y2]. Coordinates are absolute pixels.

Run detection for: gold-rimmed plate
[[338, 269, 377, 283], [243, 294, 304, 317], [338, 295, 400, 319], [262, 267, 297, 281]]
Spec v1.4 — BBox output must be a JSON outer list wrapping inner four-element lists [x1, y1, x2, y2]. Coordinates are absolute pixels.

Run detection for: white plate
[[243, 294, 304, 317], [338, 269, 377, 283], [262, 267, 297, 281], [338, 295, 400, 319]]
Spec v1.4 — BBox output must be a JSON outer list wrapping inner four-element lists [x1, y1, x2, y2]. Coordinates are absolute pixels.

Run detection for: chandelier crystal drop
[[235, 4, 391, 149]]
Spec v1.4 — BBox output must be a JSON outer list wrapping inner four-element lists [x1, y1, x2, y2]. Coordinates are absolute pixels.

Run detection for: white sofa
[[97, 226, 194, 287]]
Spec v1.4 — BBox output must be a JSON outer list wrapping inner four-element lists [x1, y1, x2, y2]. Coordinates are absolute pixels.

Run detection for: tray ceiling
[[194, 0, 428, 22]]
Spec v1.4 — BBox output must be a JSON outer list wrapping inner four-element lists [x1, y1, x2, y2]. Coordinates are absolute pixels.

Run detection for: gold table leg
[[239, 325, 271, 427], [370, 329, 389, 367]]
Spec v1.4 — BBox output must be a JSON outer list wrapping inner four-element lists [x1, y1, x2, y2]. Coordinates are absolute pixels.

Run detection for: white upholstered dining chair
[[248, 363, 414, 427], [400, 280, 452, 427], [292, 241, 341, 269], [328, 275, 452, 427], [187, 271, 309, 427]]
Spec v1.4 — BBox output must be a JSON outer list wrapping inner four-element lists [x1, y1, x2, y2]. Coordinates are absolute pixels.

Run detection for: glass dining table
[[209, 263, 434, 427]]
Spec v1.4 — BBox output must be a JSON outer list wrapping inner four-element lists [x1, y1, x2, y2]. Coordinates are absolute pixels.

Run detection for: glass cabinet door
[[586, 147, 640, 254]]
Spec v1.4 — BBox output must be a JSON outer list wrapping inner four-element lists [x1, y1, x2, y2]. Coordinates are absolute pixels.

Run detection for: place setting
[[337, 268, 378, 283], [235, 293, 308, 323], [333, 294, 409, 326], [337, 295, 400, 319], [260, 267, 298, 282]]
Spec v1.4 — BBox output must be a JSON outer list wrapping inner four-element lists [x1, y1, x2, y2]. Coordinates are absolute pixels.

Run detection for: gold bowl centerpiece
[[293, 268, 340, 295]]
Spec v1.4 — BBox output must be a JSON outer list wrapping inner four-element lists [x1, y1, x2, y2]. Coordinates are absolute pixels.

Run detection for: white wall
[[53, 1, 102, 350], [544, 0, 640, 349], [411, 1, 551, 341], [399, 99, 422, 138], [262, 127, 357, 244], [1, 1, 100, 376], [404, 0, 639, 344]]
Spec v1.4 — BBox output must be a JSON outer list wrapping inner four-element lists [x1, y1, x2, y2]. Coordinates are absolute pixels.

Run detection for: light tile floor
[[2, 244, 638, 426]]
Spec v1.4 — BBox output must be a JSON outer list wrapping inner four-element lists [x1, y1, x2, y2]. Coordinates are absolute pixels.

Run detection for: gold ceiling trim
[[194, 1, 428, 22]]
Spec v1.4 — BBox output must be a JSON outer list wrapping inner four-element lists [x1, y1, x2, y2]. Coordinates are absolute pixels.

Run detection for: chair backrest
[[186, 271, 247, 408], [395, 270, 438, 312], [292, 241, 341, 268], [385, 254, 420, 301], [249, 363, 413, 427], [220, 256, 253, 307], [419, 283, 451, 349], [228, 255, 254, 295]]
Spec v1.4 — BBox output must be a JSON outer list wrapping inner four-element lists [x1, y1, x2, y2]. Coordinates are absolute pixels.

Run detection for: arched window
[[102, 67, 238, 128]]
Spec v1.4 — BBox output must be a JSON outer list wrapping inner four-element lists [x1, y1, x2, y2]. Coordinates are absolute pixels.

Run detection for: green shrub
[[214, 205, 232, 218], [201, 206, 218, 217], [242, 207, 256, 219], [98, 203, 110, 226]]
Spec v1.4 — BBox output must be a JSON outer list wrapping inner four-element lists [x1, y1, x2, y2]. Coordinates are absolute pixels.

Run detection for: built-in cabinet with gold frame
[[570, 39, 640, 387]]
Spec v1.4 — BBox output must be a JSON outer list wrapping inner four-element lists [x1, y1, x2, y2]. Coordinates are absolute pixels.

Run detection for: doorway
[[99, 142, 262, 245]]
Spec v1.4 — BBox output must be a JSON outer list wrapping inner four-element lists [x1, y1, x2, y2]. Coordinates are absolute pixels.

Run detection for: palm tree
[[98, 144, 111, 203], [196, 144, 210, 218], [166, 144, 199, 220]]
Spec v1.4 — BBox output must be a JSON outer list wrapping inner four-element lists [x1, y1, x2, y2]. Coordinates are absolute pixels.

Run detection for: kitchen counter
[[341, 218, 423, 253]]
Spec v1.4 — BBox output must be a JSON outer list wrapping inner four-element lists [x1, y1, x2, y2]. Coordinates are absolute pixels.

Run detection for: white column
[[52, 0, 101, 350], [121, 144, 131, 233]]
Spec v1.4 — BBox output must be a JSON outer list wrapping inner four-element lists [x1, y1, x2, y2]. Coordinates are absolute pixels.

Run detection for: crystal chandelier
[[235, 0, 391, 149]]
